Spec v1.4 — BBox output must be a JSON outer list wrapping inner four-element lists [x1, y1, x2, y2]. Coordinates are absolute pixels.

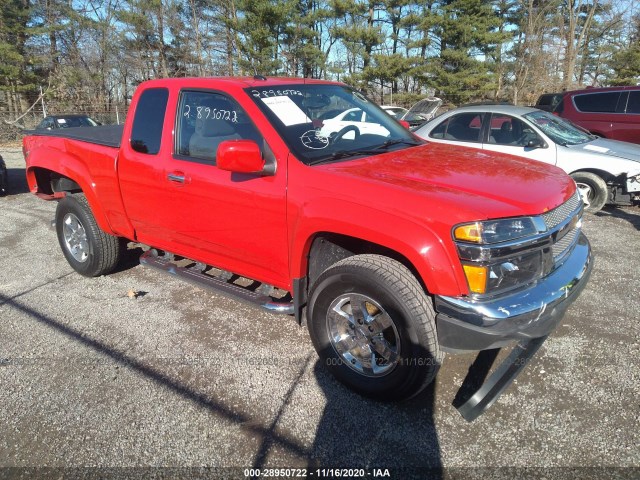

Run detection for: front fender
[[289, 198, 467, 297], [559, 148, 640, 179]]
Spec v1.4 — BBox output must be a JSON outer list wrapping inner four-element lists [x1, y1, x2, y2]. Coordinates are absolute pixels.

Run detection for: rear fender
[[26, 144, 116, 235]]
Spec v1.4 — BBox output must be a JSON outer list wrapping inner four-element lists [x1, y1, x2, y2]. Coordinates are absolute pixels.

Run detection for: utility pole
[[40, 86, 47, 117]]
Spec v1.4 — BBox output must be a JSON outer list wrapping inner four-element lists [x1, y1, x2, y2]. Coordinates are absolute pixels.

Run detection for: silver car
[[415, 105, 640, 212]]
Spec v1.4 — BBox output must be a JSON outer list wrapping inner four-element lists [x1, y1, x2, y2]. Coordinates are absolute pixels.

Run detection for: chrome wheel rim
[[62, 213, 89, 262], [326, 293, 401, 377], [576, 182, 592, 208]]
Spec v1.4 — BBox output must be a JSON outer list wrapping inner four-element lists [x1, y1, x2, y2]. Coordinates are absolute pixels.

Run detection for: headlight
[[454, 217, 540, 244], [454, 217, 550, 295], [627, 173, 640, 191], [461, 250, 546, 295]]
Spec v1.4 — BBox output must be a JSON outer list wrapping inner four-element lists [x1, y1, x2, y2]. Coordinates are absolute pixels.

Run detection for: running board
[[139, 250, 294, 315]]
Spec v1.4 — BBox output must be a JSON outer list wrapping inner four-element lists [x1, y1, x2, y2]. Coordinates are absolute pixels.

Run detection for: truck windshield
[[246, 84, 422, 164]]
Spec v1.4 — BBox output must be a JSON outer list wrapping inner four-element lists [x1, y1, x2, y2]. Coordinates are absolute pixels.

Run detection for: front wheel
[[571, 172, 608, 213], [307, 254, 442, 401], [55, 193, 122, 277]]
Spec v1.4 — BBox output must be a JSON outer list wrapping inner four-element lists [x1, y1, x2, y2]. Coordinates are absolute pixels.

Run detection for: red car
[[22, 77, 592, 419], [553, 86, 640, 144]]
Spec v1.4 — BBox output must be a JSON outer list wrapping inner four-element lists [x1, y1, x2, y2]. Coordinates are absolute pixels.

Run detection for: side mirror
[[526, 138, 546, 149], [399, 120, 410, 129], [217, 140, 266, 174]]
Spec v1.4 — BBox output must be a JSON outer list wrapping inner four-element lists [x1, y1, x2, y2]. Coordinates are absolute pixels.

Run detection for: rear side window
[[131, 88, 169, 154], [429, 113, 483, 142], [626, 91, 640, 114], [573, 92, 621, 113], [554, 99, 564, 114], [537, 95, 553, 106], [537, 94, 562, 110]]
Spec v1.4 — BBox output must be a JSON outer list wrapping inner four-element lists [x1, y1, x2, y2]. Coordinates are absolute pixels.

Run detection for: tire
[[0, 158, 7, 196], [571, 172, 608, 213], [307, 254, 443, 401], [55, 193, 122, 277]]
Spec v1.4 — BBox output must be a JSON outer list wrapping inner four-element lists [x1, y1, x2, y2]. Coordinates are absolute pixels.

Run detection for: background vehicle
[[319, 107, 390, 138], [22, 77, 592, 419], [0, 155, 7, 195], [36, 114, 101, 130], [381, 105, 428, 127], [553, 86, 640, 144], [534, 93, 563, 112], [415, 105, 640, 212], [382, 97, 443, 128]]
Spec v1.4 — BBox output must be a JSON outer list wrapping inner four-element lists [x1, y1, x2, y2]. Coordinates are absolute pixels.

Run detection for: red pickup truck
[[23, 77, 592, 420]]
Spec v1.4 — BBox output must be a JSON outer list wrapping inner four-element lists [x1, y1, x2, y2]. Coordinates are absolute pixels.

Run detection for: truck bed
[[26, 124, 124, 148]]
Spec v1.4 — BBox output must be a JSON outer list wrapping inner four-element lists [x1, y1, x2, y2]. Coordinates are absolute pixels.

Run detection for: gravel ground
[[0, 147, 638, 479]]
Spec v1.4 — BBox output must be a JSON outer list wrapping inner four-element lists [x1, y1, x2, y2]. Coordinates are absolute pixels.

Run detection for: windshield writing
[[246, 84, 420, 164]]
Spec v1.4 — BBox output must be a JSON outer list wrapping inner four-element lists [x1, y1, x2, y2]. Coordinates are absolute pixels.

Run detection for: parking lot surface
[[1, 147, 638, 478]]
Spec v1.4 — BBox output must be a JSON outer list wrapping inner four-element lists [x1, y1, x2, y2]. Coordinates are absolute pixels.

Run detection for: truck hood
[[568, 138, 640, 166], [317, 143, 576, 219]]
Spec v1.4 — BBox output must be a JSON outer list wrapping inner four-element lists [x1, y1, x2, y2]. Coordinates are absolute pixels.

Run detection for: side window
[[131, 88, 169, 154], [176, 91, 263, 163], [626, 91, 640, 114], [488, 114, 539, 147], [573, 92, 621, 113], [429, 113, 483, 142], [538, 95, 553, 107], [343, 109, 362, 122], [429, 118, 448, 139]]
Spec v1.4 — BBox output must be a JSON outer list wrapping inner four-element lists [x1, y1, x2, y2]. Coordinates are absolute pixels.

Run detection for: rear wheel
[[571, 172, 608, 213], [307, 254, 442, 401], [0, 157, 7, 195], [55, 193, 122, 277]]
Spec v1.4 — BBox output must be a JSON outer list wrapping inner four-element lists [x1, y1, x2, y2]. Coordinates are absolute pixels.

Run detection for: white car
[[382, 98, 442, 128], [415, 105, 640, 212], [319, 108, 390, 139], [381, 105, 408, 118]]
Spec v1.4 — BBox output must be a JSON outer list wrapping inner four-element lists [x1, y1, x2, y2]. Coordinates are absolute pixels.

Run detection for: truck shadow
[[110, 242, 147, 274], [4, 167, 30, 195], [304, 359, 443, 477], [597, 206, 640, 231], [5, 281, 445, 475], [0, 291, 312, 462]]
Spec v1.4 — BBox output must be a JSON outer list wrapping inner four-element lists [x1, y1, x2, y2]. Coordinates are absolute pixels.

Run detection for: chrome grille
[[553, 226, 579, 261], [542, 191, 581, 229]]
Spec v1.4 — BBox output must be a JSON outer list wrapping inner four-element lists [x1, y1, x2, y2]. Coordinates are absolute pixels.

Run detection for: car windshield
[[523, 110, 592, 146], [246, 84, 421, 165], [55, 116, 99, 128]]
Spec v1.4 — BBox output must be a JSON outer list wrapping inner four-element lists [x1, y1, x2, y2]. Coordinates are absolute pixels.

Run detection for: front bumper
[[435, 232, 592, 352]]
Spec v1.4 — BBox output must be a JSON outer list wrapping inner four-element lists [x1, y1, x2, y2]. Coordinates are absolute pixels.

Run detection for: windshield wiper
[[308, 149, 376, 165], [373, 138, 422, 150], [307, 138, 422, 166]]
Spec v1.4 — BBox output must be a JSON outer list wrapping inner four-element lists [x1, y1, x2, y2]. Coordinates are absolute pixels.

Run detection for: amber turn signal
[[454, 223, 482, 243], [462, 264, 487, 294]]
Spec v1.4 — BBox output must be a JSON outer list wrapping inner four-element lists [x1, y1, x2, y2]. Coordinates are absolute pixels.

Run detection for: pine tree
[[430, 0, 504, 102], [609, 14, 640, 86]]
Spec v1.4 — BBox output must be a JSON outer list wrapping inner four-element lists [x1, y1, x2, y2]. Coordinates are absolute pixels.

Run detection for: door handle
[[167, 172, 186, 183]]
